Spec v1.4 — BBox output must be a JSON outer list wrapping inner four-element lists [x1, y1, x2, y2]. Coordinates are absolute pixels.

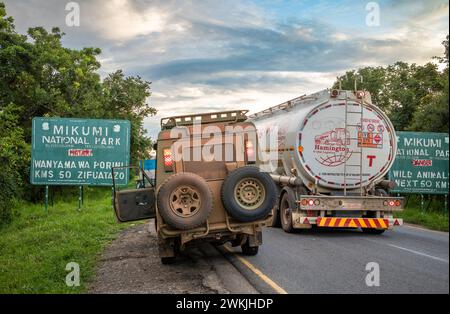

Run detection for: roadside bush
[[0, 104, 30, 226]]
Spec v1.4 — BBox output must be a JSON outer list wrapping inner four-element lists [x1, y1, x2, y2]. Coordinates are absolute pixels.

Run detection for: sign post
[[78, 186, 83, 211], [31, 118, 131, 210], [45, 185, 49, 213]]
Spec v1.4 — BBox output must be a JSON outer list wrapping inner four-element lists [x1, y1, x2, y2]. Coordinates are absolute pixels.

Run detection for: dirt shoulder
[[88, 221, 229, 294]]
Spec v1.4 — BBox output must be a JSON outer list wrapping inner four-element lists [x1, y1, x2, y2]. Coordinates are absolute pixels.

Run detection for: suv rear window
[[182, 143, 235, 180]]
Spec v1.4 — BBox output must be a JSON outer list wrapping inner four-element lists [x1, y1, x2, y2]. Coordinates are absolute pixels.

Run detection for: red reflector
[[163, 148, 173, 170], [394, 219, 400, 226], [245, 140, 255, 163]]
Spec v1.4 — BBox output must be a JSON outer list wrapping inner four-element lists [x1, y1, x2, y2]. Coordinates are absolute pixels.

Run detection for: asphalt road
[[223, 225, 449, 294]]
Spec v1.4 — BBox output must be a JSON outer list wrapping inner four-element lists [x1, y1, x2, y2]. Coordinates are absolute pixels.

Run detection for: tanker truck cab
[[250, 89, 404, 234], [112, 110, 277, 264]]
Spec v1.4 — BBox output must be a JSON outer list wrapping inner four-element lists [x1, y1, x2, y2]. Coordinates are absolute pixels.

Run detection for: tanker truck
[[249, 89, 404, 234]]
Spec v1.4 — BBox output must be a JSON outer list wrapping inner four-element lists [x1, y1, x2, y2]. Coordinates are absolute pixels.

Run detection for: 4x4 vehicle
[[112, 110, 277, 264]]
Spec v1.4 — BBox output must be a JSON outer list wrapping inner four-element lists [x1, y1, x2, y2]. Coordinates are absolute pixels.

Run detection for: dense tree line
[[0, 3, 156, 225], [333, 36, 449, 133]]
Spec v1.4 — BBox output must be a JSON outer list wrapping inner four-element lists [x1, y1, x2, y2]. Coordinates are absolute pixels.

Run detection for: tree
[[101, 70, 156, 164], [410, 35, 449, 132], [333, 37, 449, 132], [0, 2, 156, 222]]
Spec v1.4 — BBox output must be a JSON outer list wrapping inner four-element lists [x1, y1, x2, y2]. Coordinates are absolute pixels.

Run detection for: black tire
[[241, 240, 259, 256], [362, 228, 386, 235], [375, 188, 388, 196], [161, 256, 176, 264], [269, 207, 281, 228], [221, 166, 277, 222], [280, 192, 295, 233], [157, 172, 213, 230]]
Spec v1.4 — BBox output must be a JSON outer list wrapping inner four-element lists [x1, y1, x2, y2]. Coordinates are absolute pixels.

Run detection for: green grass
[[0, 187, 133, 293], [395, 195, 449, 232]]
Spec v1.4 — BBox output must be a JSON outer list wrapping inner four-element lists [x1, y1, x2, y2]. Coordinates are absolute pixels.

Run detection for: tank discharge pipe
[[269, 174, 302, 186]]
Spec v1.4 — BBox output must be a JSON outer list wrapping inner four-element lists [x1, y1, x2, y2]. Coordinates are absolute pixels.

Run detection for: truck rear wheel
[[269, 207, 281, 228], [280, 192, 295, 233], [157, 173, 213, 230], [161, 256, 176, 264], [221, 166, 277, 222]]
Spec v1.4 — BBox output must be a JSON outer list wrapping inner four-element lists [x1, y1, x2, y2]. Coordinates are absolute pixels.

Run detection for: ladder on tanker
[[343, 91, 364, 196]]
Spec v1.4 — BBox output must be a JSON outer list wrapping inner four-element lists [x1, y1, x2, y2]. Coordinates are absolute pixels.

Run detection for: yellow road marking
[[224, 246, 288, 294]]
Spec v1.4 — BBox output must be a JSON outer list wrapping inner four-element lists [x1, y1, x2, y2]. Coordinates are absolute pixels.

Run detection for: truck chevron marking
[[316, 218, 389, 229]]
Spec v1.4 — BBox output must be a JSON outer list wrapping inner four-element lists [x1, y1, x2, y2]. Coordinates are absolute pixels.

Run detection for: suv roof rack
[[161, 110, 249, 130]]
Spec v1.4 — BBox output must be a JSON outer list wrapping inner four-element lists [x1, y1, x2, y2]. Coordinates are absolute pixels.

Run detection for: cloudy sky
[[3, 0, 449, 138]]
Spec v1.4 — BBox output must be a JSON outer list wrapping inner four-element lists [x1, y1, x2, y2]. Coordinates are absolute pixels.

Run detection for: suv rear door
[[112, 166, 156, 222]]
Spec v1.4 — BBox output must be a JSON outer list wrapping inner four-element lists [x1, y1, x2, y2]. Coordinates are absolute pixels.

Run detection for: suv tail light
[[163, 148, 174, 172], [245, 140, 256, 164]]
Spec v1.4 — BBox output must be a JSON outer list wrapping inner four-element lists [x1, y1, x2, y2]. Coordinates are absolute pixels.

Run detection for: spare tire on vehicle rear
[[221, 166, 277, 222], [157, 173, 213, 230]]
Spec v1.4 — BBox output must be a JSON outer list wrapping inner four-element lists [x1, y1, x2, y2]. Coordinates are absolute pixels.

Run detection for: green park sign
[[389, 132, 449, 195], [31, 117, 130, 186]]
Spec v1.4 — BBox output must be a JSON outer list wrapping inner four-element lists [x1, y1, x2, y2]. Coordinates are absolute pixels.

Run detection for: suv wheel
[[221, 166, 277, 222], [157, 173, 213, 230], [241, 239, 259, 256]]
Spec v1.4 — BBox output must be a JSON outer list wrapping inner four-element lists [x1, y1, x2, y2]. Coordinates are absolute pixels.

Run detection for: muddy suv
[[112, 110, 277, 264]]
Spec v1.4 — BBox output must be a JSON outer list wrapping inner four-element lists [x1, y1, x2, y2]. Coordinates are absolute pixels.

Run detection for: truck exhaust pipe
[[270, 174, 302, 186]]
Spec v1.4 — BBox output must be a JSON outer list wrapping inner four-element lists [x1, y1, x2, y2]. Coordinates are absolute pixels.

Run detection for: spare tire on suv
[[221, 166, 277, 222], [157, 172, 213, 230]]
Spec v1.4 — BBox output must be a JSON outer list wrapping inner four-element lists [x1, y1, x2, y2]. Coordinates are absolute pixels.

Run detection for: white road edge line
[[403, 224, 449, 235], [387, 244, 449, 264]]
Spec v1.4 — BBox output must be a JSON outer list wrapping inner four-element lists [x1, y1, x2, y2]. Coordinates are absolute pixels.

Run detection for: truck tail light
[[301, 199, 320, 207], [245, 140, 256, 164], [395, 200, 401, 206], [388, 200, 395, 207], [163, 148, 174, 172]]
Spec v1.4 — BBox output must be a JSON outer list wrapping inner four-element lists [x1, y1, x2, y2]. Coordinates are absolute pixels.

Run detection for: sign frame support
[[45, 185, 49, 213], [78, 185, 84, 211], [445, 194, 448, 214]]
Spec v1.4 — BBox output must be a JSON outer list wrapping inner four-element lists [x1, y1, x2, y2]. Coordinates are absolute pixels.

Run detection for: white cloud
[[82, 0, 168, 41], [2, 0, 448, 140]]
